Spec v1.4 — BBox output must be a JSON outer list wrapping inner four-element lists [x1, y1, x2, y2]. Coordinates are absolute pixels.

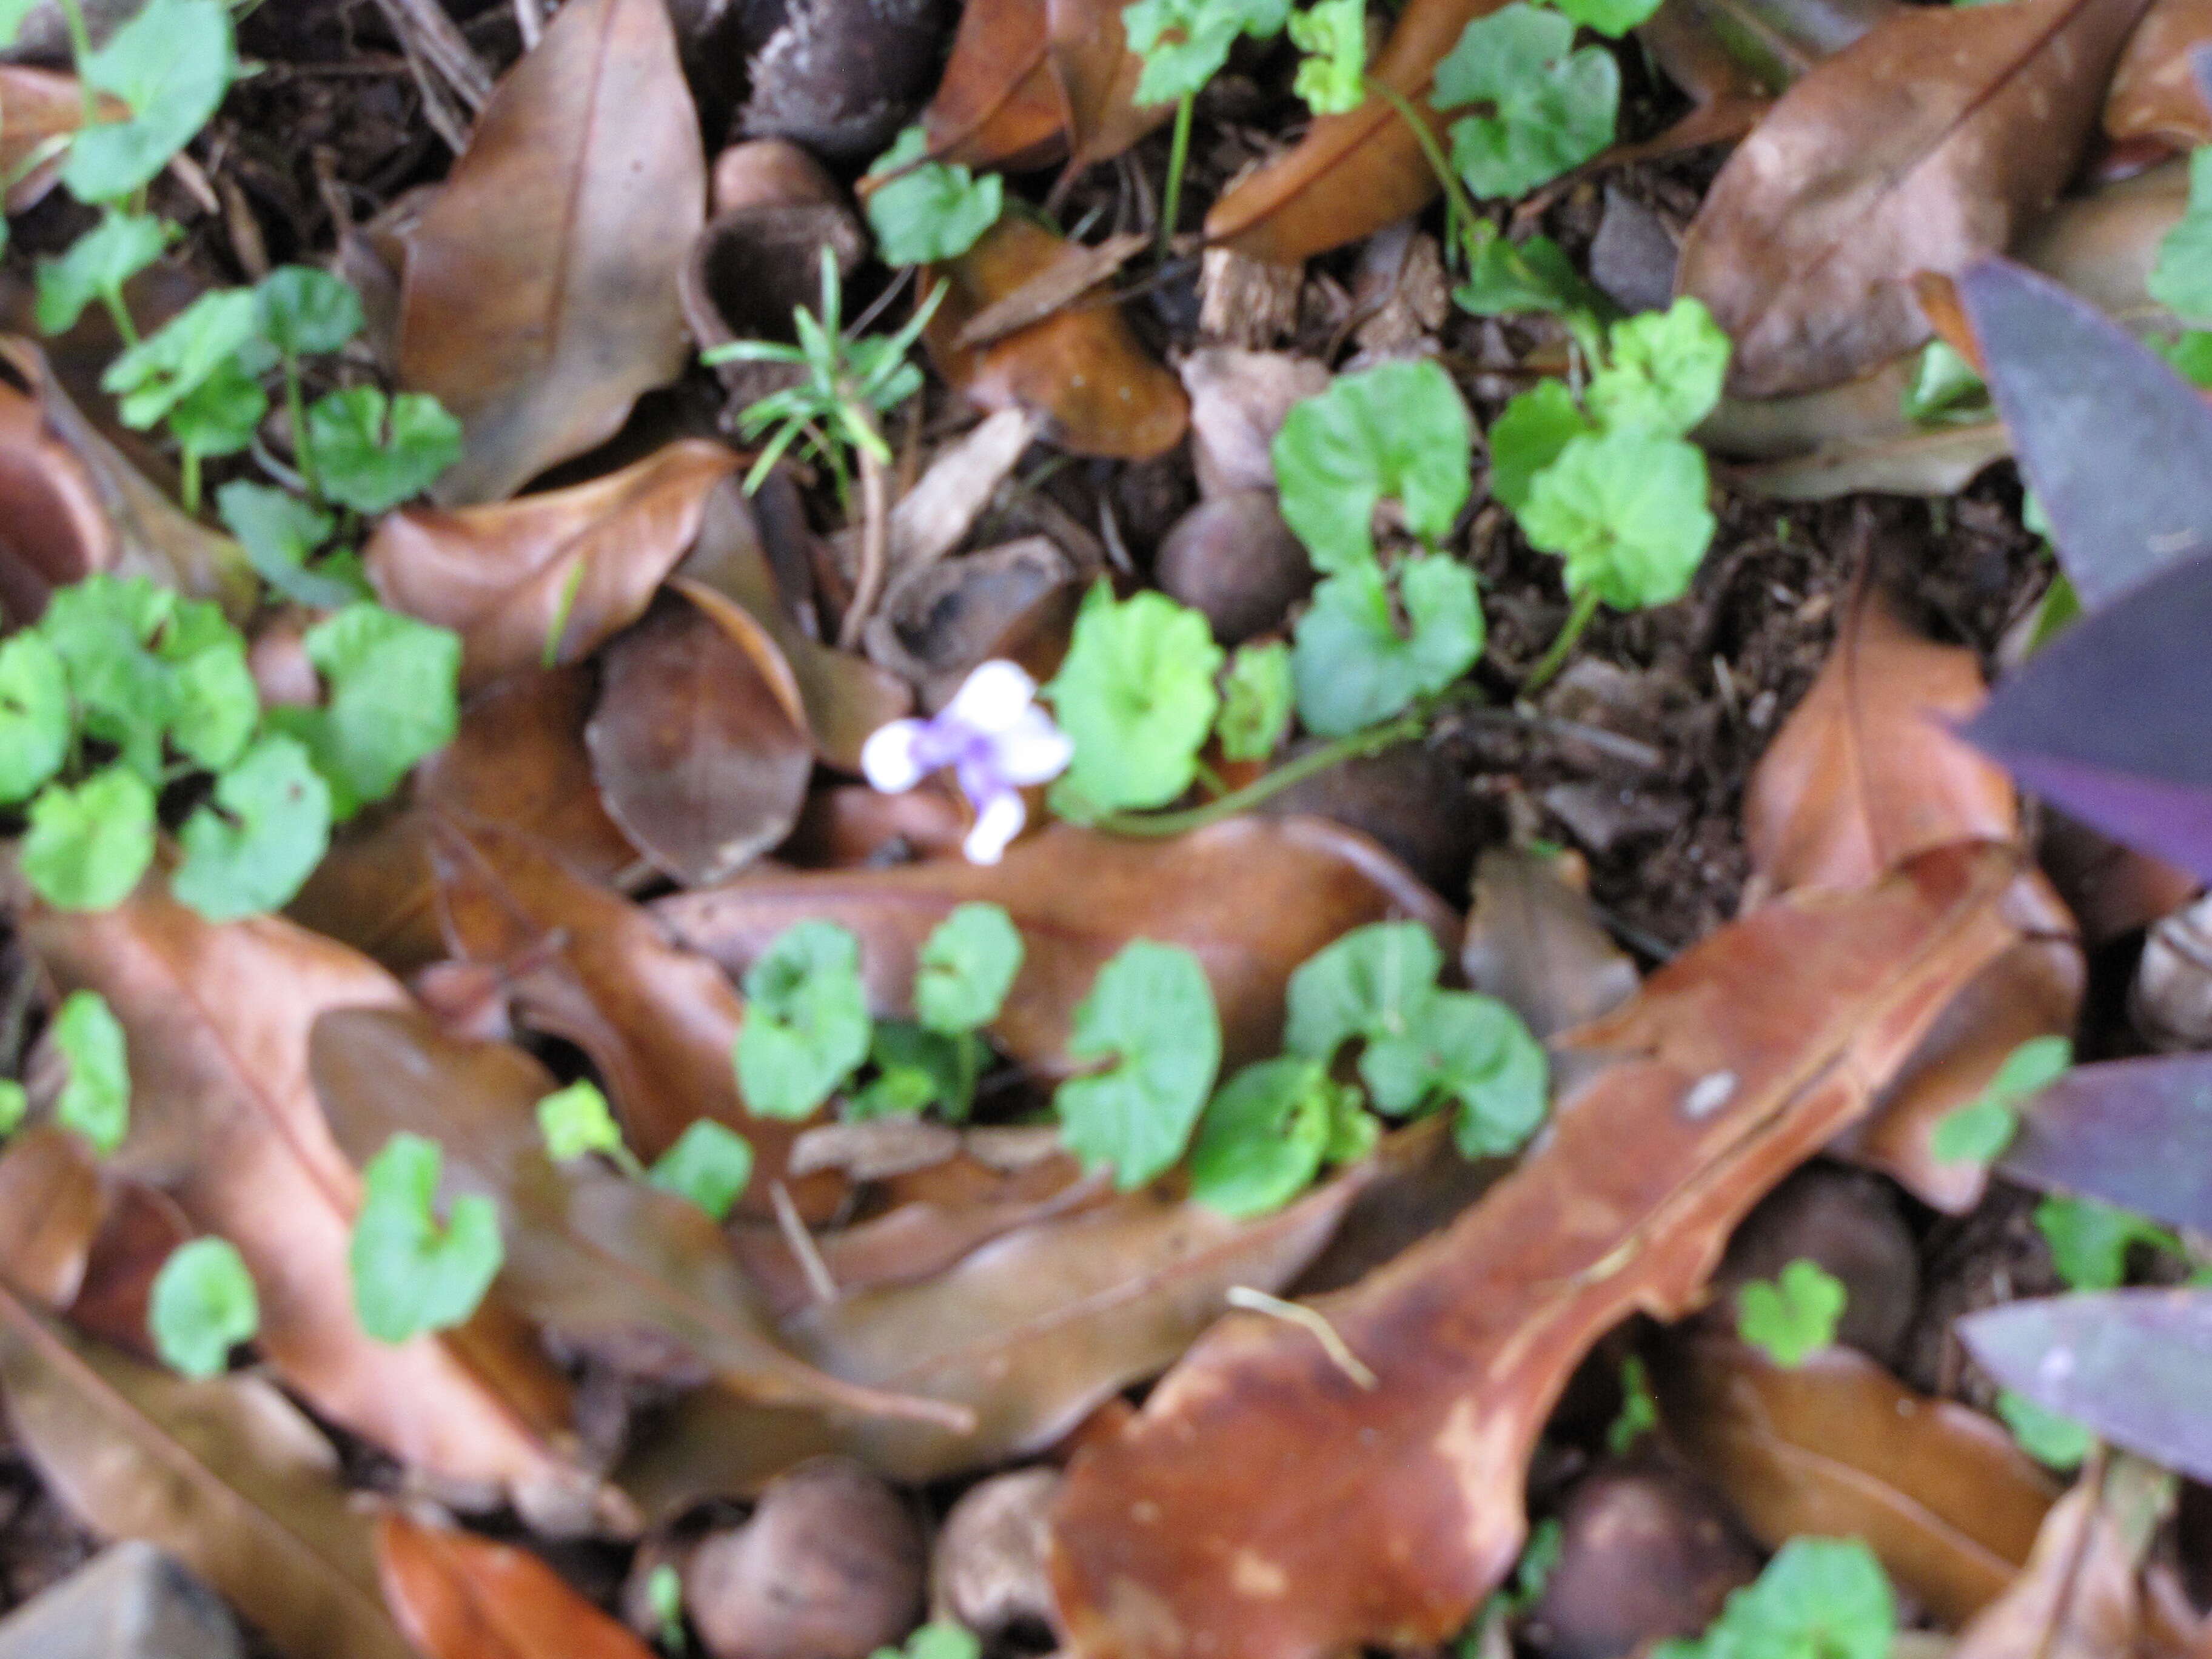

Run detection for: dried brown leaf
[[311, 1007, 967, 1427], [2107, 0, 2212, 147], [586, 593, 812, 886], [924, 217, 1188, 461], [1677, 0, 2153, 397], [1655, 1336, 2059, 1626], [0, 1284, 416, 1659], [396, 0, 706, 504], [919, 0, 1070, 168], [1047, 847, 2023, 1659], [1951, 1456, 2170, 1659], [365, 440, 737, 690], [377, 1512, 657, 1659], [16, 877, 606, 1521], [0, 1127, 104, 1308]]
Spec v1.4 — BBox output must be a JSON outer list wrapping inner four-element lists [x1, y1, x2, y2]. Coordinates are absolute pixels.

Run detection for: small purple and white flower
[[861, 660, 1073, 865]]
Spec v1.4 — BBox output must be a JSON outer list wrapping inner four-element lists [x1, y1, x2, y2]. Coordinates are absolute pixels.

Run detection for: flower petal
[[963, 788, 1027, 865], [945, 659, 1040, 736], [860, 719, 928, 793], [991, 708, 1074, 786]]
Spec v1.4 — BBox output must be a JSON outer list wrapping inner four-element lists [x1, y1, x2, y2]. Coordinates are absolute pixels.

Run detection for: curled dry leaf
[[312, 1007, 968, 1427], [1743, 581, 2014, 902], [1950, 1457, 2170, 1659], [1047, 0, 1174, 175], [864, 535, 1083, 699], [1653, 1336, 2057, 1626], [1677, 0, 2154, 397], [586, 593, 813, 887], [0, 339, 255, 620], [1204, 0, 1514, 265], [291, 666, 640, 975], [396, 0, 706, 504], [0, 1125, 106, 1308], [1738, 575, 2080, 1213], [377, 1512, 657, 1659], [16, 875, 604, 1520], [428, 815, 828, 1210], [1047, 846, 2023, 1659], [366, 440, 738, 691], [675, 479, 914, 771], [921, 0, 1068, 168], [1461, 848, 1639, 1042], [654, 816, 1457, 1076], [2106, 0, 2212, 147], [0, 1285, 417, 1659], [924, 217, 1188, 461]]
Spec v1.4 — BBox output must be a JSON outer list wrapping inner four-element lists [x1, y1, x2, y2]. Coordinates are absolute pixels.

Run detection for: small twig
[[1226, 1287, 1378, 1390], [769, 1180, 839, 1306], [375, 0, 493, 106], [840, 434, 891, 651]]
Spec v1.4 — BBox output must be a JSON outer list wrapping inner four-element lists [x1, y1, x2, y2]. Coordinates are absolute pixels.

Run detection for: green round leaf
[[648, 1120, 756, 1221], [1288, 0, 1367, 113], [1285, 920, 1443, 1064], [1518, 429, 1714, 611], [22, 767, 156, 913], [1122, 0, 1290, 104], [863, 127, 1005, 267], [1435, 4, 1616, 200], [1273, 360, 1473, 572], [1047, 583, 1224, 812], [52, 988, 130, 1155], [1486, 380, 1595, 514], [1587, 297, 1731, 437], [1355, 990, 1548, 1153], [172, 736, 334, 922], [1290, 555, 1483, 736], [349, 1132, 504, 1344], [916, 902, 1025, 1035], [62, 0, 236, 204], [1216, 638, 1294, 762], [306, 387, 464, 515], [269, 602, 460, 819], [1735, 1258, 1847, 1367], [1188, 1056, 1338, 1218], [35, 212, 170, 336], [256, 266, 364, 357], [149, 1236, 259, 1379], [735, 920, 873, 1118], [0, 631, 70, 805], [1054, 940, 1222, 1188], [536, 1079, 625, 1162]]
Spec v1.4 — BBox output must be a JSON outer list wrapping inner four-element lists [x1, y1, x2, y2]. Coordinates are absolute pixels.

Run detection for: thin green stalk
[[1158, 90, 1196, 258], [1095, 712, 1426, 837], [178, 446, 201, 515], [1520, 586, 1600, 697], [1364, 76, 1481, 263], [98, 286, 138, 347], [54, 0, 97, 123], [281, 352, 318, 500]]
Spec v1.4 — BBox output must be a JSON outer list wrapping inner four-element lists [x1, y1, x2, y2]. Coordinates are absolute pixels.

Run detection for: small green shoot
[[1607, 1353, 1659, 1453], [52, 988, 130, 1154], [646, 1121, 756, 1221], [1122, 0, 1291, 104], [2150, 147, 2212, 322], [0, 1082, 25, 1139], [2034, 1193, 2182, 1292], [1046, 584, 1224, 813], [1289, 0, 1367, 114], [149, 1236, 259, 1379], [537, 1079, 635, 1167], [735, 920, 873, 1119], [1930, 1034, 2071, 1165], [349, 1133, 504, 1344], [871, 1623, 982, 1659], [1655, 1537, 1894, 1659], [915, 902, 1025, 1034], [1216, 640, 1295, 761], [1054, 940, 1223, 1188], [1996, 1389, 2092, 1470], [863, 127, 1004, 266], [648, 1563, 688, 1654], [1736, 1259, 1846, 1367]]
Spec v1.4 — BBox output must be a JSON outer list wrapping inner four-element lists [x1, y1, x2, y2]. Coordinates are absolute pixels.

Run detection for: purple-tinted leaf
[[2001, 1054, 2212, 1234], [1959, 1290, 2212, 1482], [1962, 547, 2212, 882], [1959, 258, 2212, 610]]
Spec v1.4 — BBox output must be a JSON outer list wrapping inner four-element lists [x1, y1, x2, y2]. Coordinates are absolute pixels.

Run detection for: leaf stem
[[281, 351, 318, 501], [1093, 711, 1426, 837], [1520, 585, 1600, 696], [178, 446, 202, 516], [98, 287, 138, 348], [840, 416, 890, 651], [1364, 76, 1482, 264], [55, 0, 97, 124], [1158, 90, 1196, 258]]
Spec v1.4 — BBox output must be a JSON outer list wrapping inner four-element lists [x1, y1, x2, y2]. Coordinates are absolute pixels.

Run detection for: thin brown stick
[[840, 433, 893, 651]]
